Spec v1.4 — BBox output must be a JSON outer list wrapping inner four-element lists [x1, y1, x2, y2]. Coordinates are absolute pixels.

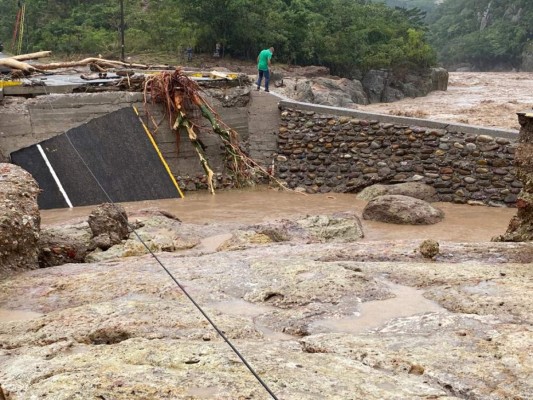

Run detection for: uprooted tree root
[[143, 69, 286, 194]]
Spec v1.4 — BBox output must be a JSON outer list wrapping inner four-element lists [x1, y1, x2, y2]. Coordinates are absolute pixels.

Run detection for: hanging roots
[[143, 68, 284, 193]]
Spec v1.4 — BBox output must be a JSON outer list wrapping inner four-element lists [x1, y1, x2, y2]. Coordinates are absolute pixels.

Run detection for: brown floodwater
[[41, 187, 515, 242]]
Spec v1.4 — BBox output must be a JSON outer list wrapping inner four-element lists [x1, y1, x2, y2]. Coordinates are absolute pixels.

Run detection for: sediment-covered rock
[[85, 215, 199, 262], [0, 163, 40, 278], [494, 112, 533, 241], [88, 203, 130, 250], [358, 182, 436, 202], [419, 239, 440, 259], [362, 195, 444, 225], [361, 67, 447, 103], [38, 222, 92, 267], [0, 237, 530, 399], [219, 214, 364, 250]]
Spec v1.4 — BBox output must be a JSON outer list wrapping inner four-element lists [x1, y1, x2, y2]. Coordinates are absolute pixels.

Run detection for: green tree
[[0, 0, 436, 75]]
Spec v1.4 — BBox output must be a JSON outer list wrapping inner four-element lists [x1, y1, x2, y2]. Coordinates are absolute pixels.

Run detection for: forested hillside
[[374, 0, 440, 14], [428, 0, 532, 70], [0, 0, 435, 77], [376, 0, 532, 70], [1, 0, 530, 73]]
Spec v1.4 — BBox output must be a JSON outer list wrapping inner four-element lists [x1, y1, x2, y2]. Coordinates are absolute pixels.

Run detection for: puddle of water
[[209, 299, 274, 318], [185, 387, 222, 398], [198, 233, 233, 252], [0, 308, 43, 322], [209, 299, 296, 341], [309, 282, 444, 334], [256, 323, 296, 341]]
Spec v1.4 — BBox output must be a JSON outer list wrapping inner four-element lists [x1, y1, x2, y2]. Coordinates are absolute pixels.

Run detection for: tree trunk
[[12, 51, 52, 61]]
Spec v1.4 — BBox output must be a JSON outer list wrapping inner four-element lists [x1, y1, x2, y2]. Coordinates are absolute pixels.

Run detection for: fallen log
[[1, 54, 170, 75], [12, 51, 52, 61], [0, 58, 44, 74], [33, 57, 170, 71]]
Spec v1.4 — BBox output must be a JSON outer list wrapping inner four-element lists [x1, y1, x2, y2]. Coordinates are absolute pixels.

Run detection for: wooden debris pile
[[0, 51, 170, 76]]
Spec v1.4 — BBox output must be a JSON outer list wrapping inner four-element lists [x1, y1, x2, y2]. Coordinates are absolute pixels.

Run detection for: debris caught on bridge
[[1, 52, 286, 194], [144, 69, 275, 194]]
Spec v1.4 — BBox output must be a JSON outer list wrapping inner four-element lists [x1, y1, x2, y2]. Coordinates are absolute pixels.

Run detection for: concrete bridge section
[[0, 88, 522, 205]]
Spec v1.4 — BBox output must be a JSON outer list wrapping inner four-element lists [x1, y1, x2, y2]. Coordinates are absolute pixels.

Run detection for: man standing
[[256, 47, 274, 92]]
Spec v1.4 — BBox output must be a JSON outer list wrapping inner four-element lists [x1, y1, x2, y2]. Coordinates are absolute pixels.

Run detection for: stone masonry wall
[[275, 107, 521, 206]]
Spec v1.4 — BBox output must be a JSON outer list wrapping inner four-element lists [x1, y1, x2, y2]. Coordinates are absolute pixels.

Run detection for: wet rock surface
[[88, 203, 130, 250], [38, 222, 92, 267], [358, 182, 437, 202], [0, 163, 40, 279], [0, 206, 531, 399], [217, 213, 364, 251], [363, 195, 445, 225], [494, 112, 533, 242]]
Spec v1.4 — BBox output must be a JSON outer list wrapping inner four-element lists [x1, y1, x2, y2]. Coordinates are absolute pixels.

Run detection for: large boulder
[[0, 163, 41, 278], [361, 69, 389, 103], [358, 182, 437, 202], [296, 214, 364, 242], [431, 67, 449, 91], [292, 77, 368, 107], [362, 195, 444, 225], [38, 222, 92, 268], [361, 68, 448, 104], [86, 215, 198, 262]]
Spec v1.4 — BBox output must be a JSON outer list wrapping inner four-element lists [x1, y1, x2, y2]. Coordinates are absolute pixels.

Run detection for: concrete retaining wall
[[274, 100, 521, 206], [0, 91, 252, 191]]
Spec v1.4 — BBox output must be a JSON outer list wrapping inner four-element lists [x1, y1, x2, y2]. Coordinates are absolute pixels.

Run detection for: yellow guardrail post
[[133, 106, 185, 199]]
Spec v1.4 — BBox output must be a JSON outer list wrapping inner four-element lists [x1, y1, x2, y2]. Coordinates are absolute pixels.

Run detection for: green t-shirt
[[257, 49, 272, 71]]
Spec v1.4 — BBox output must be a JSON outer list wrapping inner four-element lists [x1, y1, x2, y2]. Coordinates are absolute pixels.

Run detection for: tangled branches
[[144, 69, 277, 194]]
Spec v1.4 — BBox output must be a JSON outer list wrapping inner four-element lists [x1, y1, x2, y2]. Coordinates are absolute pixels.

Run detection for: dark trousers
[[257, 69, 270, 91]]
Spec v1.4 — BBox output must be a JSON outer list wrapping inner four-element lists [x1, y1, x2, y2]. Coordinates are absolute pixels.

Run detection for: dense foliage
[[374, 0, 439, 14], [428, 0, 533, 69], [0, 0, 435, 76], [1, 0, 530, 72]]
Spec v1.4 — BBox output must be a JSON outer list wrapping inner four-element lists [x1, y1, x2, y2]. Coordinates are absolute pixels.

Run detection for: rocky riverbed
[[0, 193, 532, 399], [1, 53, 532, 399]]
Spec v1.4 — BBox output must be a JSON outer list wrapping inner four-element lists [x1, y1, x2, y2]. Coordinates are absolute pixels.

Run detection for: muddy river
[[41, 187, 515, 242], [278, 72, 533, 131]]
